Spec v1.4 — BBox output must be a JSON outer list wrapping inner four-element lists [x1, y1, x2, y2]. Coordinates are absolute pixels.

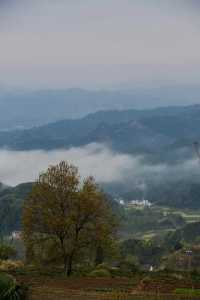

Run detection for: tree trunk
[[95, 245, 104, 266], [67, 254, 73, 276], [59, 236, 68, 274], [63, 255, 68, 273]]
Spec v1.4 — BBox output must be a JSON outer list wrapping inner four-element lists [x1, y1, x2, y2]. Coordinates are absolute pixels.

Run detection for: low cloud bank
[[0, 143, 199, 187], [0, 144, 133, 186]]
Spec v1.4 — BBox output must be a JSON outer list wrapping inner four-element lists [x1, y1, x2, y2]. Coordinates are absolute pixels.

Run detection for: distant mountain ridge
[[0, 104, 200, 156], [0, 88, 147, 130], [1, 85, 200, 130]]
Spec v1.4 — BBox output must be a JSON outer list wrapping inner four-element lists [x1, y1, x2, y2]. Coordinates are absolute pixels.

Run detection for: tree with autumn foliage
[[22, 161, 117, 276]]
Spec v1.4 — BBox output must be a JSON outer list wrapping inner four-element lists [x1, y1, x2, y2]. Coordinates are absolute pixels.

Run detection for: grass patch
[[175, 288, 200, 296]]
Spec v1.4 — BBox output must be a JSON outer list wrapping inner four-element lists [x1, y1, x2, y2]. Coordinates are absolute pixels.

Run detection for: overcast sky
[[0, 0, 200, 89]]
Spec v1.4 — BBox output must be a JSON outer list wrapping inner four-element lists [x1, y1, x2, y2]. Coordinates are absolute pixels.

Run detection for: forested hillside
[[0, 105, 200, 158], [1, 105, 200, 213], [0, 183, 32, 234]]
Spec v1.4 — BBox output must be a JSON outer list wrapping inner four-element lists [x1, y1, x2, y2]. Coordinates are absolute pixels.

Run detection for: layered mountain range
[[1, 104, 200, 233], [1, 86, 200, 130], [0, 104, 199, 162]]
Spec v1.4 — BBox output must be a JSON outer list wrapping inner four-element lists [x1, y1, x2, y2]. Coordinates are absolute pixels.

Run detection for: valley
[[1, 106, 200, 300], [2, 1, 200, 298]]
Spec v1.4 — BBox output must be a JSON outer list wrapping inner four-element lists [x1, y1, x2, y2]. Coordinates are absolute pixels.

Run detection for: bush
[[0, 244, 16, 261], [118, 256, 139, 276], [175, 288, 200, 296], [95, 263, 110, 271], [0, 273, 28, 300], [89, 268, 111, 277], [0, 260, 24, 272]]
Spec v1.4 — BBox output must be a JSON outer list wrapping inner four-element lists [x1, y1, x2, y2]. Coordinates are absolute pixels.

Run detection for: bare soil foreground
[[10, 272, 200, 300]]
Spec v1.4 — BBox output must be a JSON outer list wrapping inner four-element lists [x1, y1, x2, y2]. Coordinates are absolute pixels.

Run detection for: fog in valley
[[0, 143, 199, 190]]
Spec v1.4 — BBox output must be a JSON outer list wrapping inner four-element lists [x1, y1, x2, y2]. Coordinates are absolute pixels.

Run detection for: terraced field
[[12, 273, 200, 300]]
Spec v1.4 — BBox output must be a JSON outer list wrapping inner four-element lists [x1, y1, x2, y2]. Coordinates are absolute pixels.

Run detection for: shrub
[[0, 260, 24, 272], [95, 263, 110, 271], [0, 244, 16, 261], [89, 268, 111, 277], [175, 288, 200, 296], [109, 266, 122, 277], [0, 273, 28, 300], [118, 258, 139, 276]]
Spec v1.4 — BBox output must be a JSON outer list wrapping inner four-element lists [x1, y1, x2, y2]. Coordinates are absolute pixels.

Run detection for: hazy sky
[[1, 0, 200, 89]]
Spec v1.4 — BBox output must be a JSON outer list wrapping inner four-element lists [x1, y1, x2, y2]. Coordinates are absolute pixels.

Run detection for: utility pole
[[185, 250, 193, 290]]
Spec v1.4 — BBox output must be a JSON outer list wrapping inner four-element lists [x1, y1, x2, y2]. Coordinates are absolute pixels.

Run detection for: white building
[[127, 199, 152, 208], [114, 198, 125, 206], [10, 231, 21, 240]]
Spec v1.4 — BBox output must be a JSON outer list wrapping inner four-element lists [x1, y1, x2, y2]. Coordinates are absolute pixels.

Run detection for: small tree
[[22, 161, 116, 276]]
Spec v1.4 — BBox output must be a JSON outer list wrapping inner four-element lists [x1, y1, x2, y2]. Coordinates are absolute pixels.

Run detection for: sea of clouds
[[0, 143, 199, 188]]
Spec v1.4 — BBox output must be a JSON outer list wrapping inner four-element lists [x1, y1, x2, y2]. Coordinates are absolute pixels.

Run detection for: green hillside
[[0, 183, 32, 234]]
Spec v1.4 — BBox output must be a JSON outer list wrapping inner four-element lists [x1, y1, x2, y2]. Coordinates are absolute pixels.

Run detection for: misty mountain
[[0, 89, 144, 130], [1, 85, 200, 131], [0, 104, 200, 158], [0, 182, 32, 233], [121, 181, 200, 209]]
